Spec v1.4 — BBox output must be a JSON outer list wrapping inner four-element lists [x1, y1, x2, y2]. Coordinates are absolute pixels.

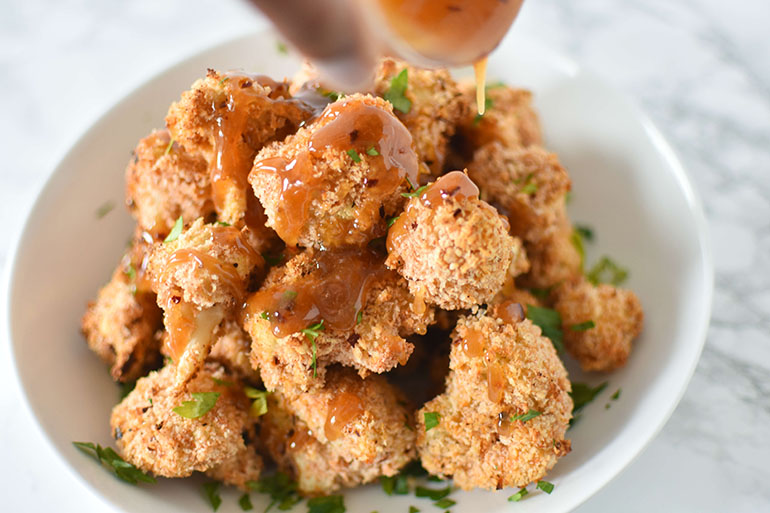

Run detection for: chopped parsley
[[164, 216, 183, 243], [95, 201, 115, 219], [520, 180, 538, 195], [73, 442, 156, 485], [387, 215, 400, 227], [510, 409, 542, 423], [508, 487, 529, 502], [202, 481, 222, 511], [434, 498, 456, 509], [218, 76, 230, 86], [384, 68, 411, 113], [404, 175, 416, 190], [570, 381, 608, 426], [119, 380, 136, 399], [260, 311, 270, 320], [402, 184, 428, 198], [346, 148, 362, 163], [173, 392, 220, 419], [570, 228, 586, 270], [409, 507, 420, 513], [415, 486, 451, 501], [238, 492, 253, 511], [247, 472, 301, 512], [276, 41, 288, 55], [211, 377, 234, 387], [124, 263, 136, 281], [306, 495, 345, 513], [164, 137, 175, 155], [473, 97, 495, 124], [215, 220, 231, 227], [526, 305, 564, 352], [244, 386, 269, 417], [302, 320, 325, 377], [536, 480, 554, 494], [356, 310, 363, 324], [570, 320, 595, 331], [586, 256, 629, 286], [366, 146, 380, 156], [611, 388, 622, 400], [575, 224, 594, 241], [380, 474, 409, 495], [423, 411, 441, 431]]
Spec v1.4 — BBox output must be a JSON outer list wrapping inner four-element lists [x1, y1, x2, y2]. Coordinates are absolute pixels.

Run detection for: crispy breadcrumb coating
[[417, 311, 572, 490], [373, 59, 470, 175], [250, 93, 416, 249], [245, 250, 434, 396], [386, 172, 517, 310], [81, 235, 162, 382], [467, 142, 571, 243], [260, 367, 415, 494], [166, 70, 312, 225], [125, 129, 214, 237], [110, 363, 262, 489], [552, 277, 644, 372], [517, 209, 582, 289]]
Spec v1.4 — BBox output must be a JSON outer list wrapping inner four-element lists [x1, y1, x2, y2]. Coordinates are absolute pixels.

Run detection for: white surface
[[0, 0, 767, 512]]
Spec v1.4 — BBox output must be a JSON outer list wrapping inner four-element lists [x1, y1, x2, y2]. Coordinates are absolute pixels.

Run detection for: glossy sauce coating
[[287, 426, 315, 452], [386, 171, 479, 254], [164, 299, 196, 361], [244, 247, 391, 338], [251, 97, 418, 247], [324, 391, 365, 441]]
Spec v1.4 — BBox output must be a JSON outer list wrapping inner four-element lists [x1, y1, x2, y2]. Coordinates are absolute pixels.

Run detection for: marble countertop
[[1, 0, 768, 511]]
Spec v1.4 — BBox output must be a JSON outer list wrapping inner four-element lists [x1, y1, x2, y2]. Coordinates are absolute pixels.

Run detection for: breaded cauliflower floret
[[125, 129, 214, 237], [552, 277, 643, 372], [386, 171, 517, 310], [250, 93, 417, 249], [417, 311, 572, 490], [373, 59, 470, 175], [166, 70, 312, 225], [458, 84, 542, 152], [110, 363, 262, 489], [260, 367, 415, 493], [468, 142, 571, 243], [244, 249, 434, 396], [81, 235, 162, 382], [517, 210, 582, 289]]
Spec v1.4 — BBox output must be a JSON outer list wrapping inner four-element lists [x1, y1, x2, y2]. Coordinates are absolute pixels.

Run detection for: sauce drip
[[387, 171, 479, 254], [251, 97, 418, 247], [244, 246, 391, 338], [461, 328, 485, 358], [287, 426, 315, 452], [474, 58, 487, 116], [486, 360, 506, 403], [494, 301, 525, 325], [164, 300, 197, 361], [324, 391, 365, 441]]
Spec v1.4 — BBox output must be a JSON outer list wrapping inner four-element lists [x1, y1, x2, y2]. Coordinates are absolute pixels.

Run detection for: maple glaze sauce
[[386, 171, 479, 255], [251, 97, 418, 247], [244, 247, 391, 338], [324, 391, 365, 441]]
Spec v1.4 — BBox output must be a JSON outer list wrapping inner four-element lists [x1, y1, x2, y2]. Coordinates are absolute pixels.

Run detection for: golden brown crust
[[125, 130, 214, 237], [373, 59, 470, 175], [416, 312, 572, 490], [110, 363, 262, 488], [517, 209, 582, 290], [552, 277, 644, 372], [260, 367, 415, 494]]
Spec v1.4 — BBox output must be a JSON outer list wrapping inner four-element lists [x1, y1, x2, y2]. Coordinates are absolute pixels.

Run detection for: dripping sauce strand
[[474, 58, 487, 116], [251, 97, 418, 247], [243, 246, 392, 339]]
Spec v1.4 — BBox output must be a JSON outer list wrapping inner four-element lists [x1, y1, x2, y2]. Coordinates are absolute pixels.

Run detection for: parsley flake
[[508, 487, 529, 502], [124, 263, 136, 281], [587, 256, 629, 286], [366, 146, 380, 156], [570, 382, 608, 426], [276, 41, 288, 55], [318, 89, 343, 101], [202, 481, 222, 511], [164, 216, 183, 243], [434, 497, 456, 509], [346, 148, 362, 163], [575, 224, 594, 241], [402, 184, 428, 198], [211, 377, 234, 387], [536, 480, 555, 494], [248, 472, 301, 512], [164, 137, 175, 155], [306, 495, 345, 513], [73, 441, 156, 485], [384, 69, 411, 113], [611, 388, 622, 400], [409, 507, 420, 513], [173, 392, 220, 419], [415, 486, 451, 501], [387, 215, 400, 227], [510, 409, 542, 423], [423, 411, 441, 431], [302, 320, 325, 377], [244, 386, 269, 417], [215, 220, 231, 227], [520, 181, 538, 195], [380, 474, 409, 496], [571, 320, 596, 331], [526, 305, 564, 352], [260, 311, 270, 320], [356, 310, 363, 324], [95, 201, 115, 219], [238, 492, 253, 511]]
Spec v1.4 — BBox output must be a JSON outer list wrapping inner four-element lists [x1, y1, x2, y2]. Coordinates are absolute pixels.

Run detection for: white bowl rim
[[2, 29, 714, 513]]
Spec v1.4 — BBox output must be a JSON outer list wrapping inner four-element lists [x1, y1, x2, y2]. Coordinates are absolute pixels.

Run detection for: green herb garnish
[[409, 507, 420, 513], [173, 392, 220, 419], [276, 41, 288, 55], [238, 492, 253, 511], [356, 310, 363, 324], [387, 216, 399, 227], [575, 224, 594, 241], [346, 148, 362, 163], [508, 487, 529, 502], [526, 305, 564, 352], [302, 320, 325, 378], [569, 381, 608, 426], [402, 184, 428, 198], [536, 480, 554, 494], [306, 495, 345, 513], [215, 220, 231, 227], [119, 380, 136, 399], [570, 320, 595, 331], [244, 386, 269, 417], [211, 377, 234, 387], [202, 481, 222, 511], [586, 256, 629, 286], [384, 68, 411, 113], [510, 409, 542, 423], [380, 474, 409, 496], [611, 388, 621, 400], [473, 97, 495, 125], [248, 472, 301, 512], [164, 216, 183, 243], [434, 498, 456, 509], [72, 442, 156, 485], [124, 263, 136, 281], [95, 201, 115, 219], [366, 146, 379, 156], [415, 486, 451, 501], [423, 411, 440, 431], [164, 137, 175, 156], [520, 181, 538, 195]]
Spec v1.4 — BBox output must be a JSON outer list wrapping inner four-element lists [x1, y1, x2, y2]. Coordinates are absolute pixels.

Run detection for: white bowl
[[4, 29, 712, 513]]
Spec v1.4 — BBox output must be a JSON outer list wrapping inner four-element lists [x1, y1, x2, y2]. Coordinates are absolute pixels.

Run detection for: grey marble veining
[[1, 0, 769, 511]]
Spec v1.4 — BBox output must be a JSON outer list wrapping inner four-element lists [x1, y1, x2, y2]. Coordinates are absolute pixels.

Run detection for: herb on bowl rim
[[202, 481, 222, 511], [306, 494, 345, 513], [508, 487, 529, 502], [536, 480, 555, 494], [72, 441, 156, 485]]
